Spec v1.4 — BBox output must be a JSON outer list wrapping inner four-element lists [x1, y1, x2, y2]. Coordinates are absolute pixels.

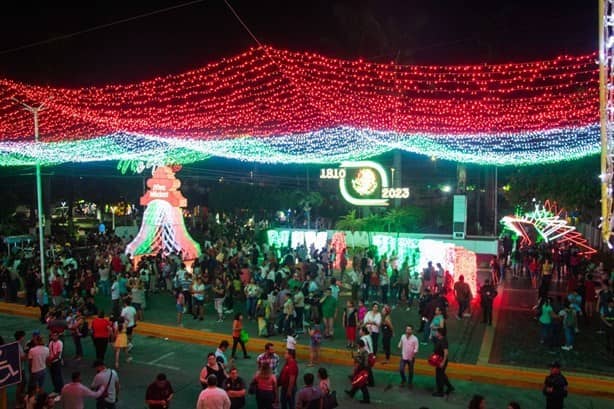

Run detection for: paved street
[[1, 313, 613, 409]]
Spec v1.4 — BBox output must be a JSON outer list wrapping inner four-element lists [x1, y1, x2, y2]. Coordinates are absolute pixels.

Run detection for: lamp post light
[[13, 98, 47, 291], [110, 206, 117, 230]]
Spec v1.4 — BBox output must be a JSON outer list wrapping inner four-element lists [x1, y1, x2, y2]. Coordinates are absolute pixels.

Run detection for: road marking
[[149, 352, 174, 365], [133, 360, 180, 371]]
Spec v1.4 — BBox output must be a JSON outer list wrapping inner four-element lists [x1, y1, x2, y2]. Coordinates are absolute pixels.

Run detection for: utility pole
[[13, 98, 47, 291]]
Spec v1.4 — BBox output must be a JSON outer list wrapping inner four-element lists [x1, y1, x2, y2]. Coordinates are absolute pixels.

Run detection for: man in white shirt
[[61, 371, 104, 409], [27, 335, 49, 389], [398, 325, 419, 387], [121, 300, 137, 351], [362, 303, 382, 356], [196, 374, 231, 409], [48, 331, 64, 393], [91, 360, 120, 409]]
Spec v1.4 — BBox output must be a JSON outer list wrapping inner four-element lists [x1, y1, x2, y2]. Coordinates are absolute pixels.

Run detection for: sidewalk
[[2, 301, 613, 399]]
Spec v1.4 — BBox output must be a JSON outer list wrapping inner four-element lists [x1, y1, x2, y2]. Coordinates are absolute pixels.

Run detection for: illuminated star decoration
[[0, 47, 599, 167], [501, 200, 596, 256]]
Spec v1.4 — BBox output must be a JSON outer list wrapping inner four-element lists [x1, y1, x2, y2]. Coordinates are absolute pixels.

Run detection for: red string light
[[0, 47, 599, 143]]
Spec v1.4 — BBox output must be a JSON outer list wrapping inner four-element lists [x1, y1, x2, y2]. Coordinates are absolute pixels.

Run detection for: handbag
[[240, 329, 249, 344], [427, 353, 444, 367], [351, 370, 369, 388], [321, 390, 338, 409], [248, 379, 258, 395]]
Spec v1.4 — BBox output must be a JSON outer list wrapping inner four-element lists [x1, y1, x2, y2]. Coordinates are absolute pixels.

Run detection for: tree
[[501, 155, 600, 222]]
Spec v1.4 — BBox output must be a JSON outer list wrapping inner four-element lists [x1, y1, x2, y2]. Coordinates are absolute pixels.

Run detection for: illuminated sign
[[320, 161, 409, 206]]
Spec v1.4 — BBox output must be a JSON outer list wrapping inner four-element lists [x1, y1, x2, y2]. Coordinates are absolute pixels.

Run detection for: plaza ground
[[1, 313, 613, 409]]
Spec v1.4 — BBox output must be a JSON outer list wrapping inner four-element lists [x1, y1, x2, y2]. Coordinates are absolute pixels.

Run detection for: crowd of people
[[1, 217, 612, 409]]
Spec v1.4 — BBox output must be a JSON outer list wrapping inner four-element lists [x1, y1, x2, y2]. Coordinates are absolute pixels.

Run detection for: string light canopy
[[0, 47, 599, 166]]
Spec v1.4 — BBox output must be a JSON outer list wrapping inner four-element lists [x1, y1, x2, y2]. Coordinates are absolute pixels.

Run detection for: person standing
[[320, 288, 337, 339], [231, 313, 250, 360], [278, 351, 298, 409], [342, 300, 358, 348], [192, 276, 206, 321], [27, 335, 49, 389], [253, 363, 277, 409], [91, 360, 120, 409], [61, 371, 104, 409], [363, 303, 382, 356], [257, 343, 281, 376], [542, 361, 568, 409], [295, 373, 322, 409], [223, 367, 246, 409], [197, 374, 231, 409], [67, 310, 85, 360], [145, 373, 174, 409], [91, 310, 112, 362], [398, 325, 419, 388], [47, 331, 64, 393], [453, 275, 472, 319], [120, 300, 137, 352], [432, 328, 454, 397], [381, 306, 394, 363], [213, 278, 226, 322], [479, 279, 497, 325], [110, 276, 121, 318], [112, 318, 130, 368], [200, 353, 227, 388], [216, 340, 230, 367], [345, 339, 370, 404]]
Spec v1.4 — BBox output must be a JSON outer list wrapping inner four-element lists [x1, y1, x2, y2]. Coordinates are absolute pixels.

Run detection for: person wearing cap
[[542, 361, 568, 409], [91, 360, 120, 409], [196, 374, 230, 409]]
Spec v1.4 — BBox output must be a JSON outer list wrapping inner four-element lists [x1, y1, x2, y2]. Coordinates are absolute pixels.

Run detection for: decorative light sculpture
[[500, 200, 596, 256], [125, 166, 201, 260]]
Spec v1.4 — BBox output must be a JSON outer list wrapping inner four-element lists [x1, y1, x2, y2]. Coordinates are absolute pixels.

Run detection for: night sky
[[0, 0, 597, 86], [0, 0, 600, 214]]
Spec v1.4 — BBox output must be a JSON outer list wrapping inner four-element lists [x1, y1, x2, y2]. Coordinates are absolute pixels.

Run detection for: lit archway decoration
[[0, 47, 599, 166], [125, 166, 201, 260], [501, 200, 596, 256]]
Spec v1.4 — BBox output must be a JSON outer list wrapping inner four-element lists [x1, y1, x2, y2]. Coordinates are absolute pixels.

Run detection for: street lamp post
[[13, 99, 47, 290]]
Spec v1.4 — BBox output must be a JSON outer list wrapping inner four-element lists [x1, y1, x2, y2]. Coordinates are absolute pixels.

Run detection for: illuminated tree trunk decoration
[[125, 166, 201, 260]]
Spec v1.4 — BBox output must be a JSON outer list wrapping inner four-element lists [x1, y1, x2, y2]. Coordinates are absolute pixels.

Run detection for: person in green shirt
[[538, 297, 554, 346], [288, 272, 302, 293], [320, 288, 338, 339]]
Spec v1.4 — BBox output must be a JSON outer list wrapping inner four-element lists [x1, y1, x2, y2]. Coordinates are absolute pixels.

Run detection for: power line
[[222, 0, 263, 48], [0, 0, 206, 56]]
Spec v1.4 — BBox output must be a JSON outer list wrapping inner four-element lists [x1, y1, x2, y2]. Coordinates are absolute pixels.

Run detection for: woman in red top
[[91, 310, 112, 361], [253, 362, 277, 409]]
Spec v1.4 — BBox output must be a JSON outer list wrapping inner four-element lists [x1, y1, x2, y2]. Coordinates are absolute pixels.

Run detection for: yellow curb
[[2, 302, 612, 399]]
